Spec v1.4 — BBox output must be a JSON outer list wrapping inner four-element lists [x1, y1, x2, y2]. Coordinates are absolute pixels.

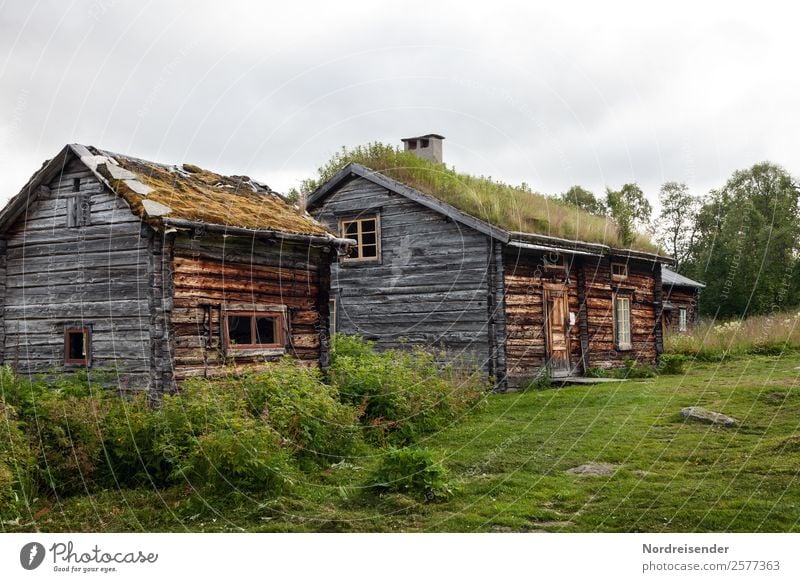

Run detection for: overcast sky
[[1, 0, 798, 207]]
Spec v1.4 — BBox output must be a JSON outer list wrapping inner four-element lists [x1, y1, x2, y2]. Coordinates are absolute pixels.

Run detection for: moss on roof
[[304, 143, 659, 252], [92, 148, 330, 236]]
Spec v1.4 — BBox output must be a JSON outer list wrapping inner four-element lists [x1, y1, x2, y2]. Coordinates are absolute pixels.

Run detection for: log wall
[[662, 287, 699, 333], [169, 233, 330, 380], [310, 176, 494, 372]]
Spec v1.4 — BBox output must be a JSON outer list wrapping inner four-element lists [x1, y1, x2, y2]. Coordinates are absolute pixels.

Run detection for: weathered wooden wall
[[503, 249, 581, 385], [2, 158, 152, 389], [169, 232, 329, 381], [310, 176, 494, 371], [663, 287, 699, 332], [581, 258, 660, 369]]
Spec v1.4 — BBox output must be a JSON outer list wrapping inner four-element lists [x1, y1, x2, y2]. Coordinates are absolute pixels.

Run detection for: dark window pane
[[344, 221, 358, 236], [361, 232, 376, 246], [228, 315, 252, 345], [68, 332, 85, 359], [361, 244, 378, 258], [360, 219, 376, 233], [346, 245, 359, 259], [255, 317, 277, 344]]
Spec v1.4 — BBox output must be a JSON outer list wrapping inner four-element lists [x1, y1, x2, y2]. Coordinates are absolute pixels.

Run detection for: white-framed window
[[614, 295, 632, 350], [678, 307, 688, 332], [611, 262, 628, 280], [340, 215, 380, 262], [329, 298, 337, 336]]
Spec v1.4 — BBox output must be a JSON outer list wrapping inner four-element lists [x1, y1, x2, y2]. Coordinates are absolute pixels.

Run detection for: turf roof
[[88, 146, 330, 236], [303, 143, 659, 253]]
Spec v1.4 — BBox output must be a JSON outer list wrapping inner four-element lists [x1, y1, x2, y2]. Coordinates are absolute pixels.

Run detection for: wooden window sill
[[225, 347, 286, 358]]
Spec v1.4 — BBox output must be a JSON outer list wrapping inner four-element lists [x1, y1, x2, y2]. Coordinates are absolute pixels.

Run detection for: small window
[[224, 311, 284, 349], [678, 308, 688, 332], [614, 296, 632, 350], [66, 194, 91, 228], [340, 216, 380, 262], [407, 140, 417, 150], [72, 177, 81, 192], [611, 263, 628, 280], [329, 298, 337, 336], [420, 138, 430, 148], [64, 327, 91, 366]]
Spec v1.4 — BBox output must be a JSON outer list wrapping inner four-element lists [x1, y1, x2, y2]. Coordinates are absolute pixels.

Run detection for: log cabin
[[661, 267, 705, 333], [0, 144, 350, 393], [306, 135, 674, 389]]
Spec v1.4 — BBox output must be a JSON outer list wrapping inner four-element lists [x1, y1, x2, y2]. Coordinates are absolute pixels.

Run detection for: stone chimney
[[401, 134, 445, 164]]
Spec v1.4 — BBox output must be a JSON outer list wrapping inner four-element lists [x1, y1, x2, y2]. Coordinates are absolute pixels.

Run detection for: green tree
[[686, 162, 800, 317], [560, 185, 606, 215], [656, 182, 699, 269], [605, 183, 652, 247]]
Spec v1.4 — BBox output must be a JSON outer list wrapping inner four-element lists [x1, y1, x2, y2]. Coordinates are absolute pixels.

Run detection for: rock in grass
[[566, 462, 617, 476], [680, 406, 737, 427]]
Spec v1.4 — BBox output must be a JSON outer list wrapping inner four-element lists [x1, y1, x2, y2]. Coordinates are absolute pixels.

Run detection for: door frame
[[543, 282, 571, 377]]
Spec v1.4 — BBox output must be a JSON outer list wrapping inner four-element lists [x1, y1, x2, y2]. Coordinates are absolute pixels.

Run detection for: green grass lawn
[[6, 354, 800, 533]]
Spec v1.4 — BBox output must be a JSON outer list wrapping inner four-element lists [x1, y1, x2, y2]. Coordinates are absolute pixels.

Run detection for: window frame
[[339, 214, 381, 263], [678, 307, 688, 332], [223, 310, 286, 351], [611, 262, 629, 281], [64, 326, 91, 367], [328, 297, 337, 337], [613, 294, 632, 351]]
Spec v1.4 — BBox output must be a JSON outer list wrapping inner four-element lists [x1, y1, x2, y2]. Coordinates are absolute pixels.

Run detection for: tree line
[[559, 162, 800, 317]]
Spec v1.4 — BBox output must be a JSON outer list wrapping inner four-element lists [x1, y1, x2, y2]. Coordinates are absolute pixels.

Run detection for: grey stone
[[566, 462, 617, 476], [680, 406, 737, 427]]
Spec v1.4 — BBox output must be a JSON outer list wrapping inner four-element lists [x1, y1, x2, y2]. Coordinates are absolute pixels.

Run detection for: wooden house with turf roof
[[305, 136, 675, 389], [0, 144, 351, 393]]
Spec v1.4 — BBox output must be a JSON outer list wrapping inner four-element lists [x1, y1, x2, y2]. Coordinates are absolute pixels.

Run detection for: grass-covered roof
[[89, 146, 330, 236], [303, 143, 658, 252]]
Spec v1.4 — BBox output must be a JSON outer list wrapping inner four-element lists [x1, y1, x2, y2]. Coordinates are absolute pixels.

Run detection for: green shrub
[[185, 417, 295, 495], [0, 402, 36, 518], [368, 447, 453, 501], [32, 394, 110, 496], [101, 394, 171, 488], [615, 358, 657, 379], [219, 360, 361, 465], [330, 336, 487, 445], [584, 367, 609, 378], [657, 354, 686, 375], [521, 370, 552, 391]]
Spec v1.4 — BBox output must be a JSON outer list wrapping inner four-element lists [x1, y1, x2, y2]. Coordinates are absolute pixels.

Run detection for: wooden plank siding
[[310, 176, 494, 373], [168, 233, 329, 380], [2, 158, 153, 389]]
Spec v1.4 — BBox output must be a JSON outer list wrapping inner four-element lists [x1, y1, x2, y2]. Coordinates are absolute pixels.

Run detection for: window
[[408, 140, 417, 150], [340, 216, 380, 262], [329, 298, 337, 336], [224, 311, 285, 349], [614, 295, 632, 350], [64, 327, 91, 366], [66, 194, 91, 228], [611, 263, 628, 280], [420, 138, 430, 148], [72, 177, 81, 192], [678, 307, 688, 332]]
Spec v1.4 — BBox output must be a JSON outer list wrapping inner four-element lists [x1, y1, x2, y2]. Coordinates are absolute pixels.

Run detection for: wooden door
[[544, 284, 571, 377]]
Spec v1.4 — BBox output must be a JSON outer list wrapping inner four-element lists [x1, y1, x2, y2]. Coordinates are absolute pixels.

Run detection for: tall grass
[[300, 143, 658, 252], [665, 310, 800, 359]]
